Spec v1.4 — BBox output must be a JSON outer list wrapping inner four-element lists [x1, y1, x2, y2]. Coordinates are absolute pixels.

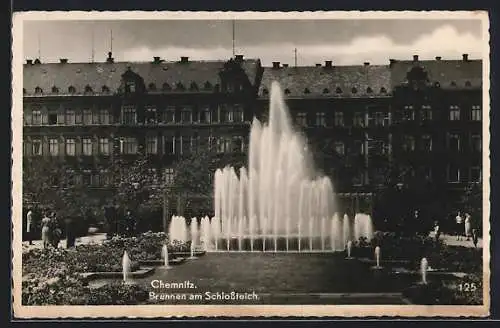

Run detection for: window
[[221, 105, 233, 123], [470, 167, 481, 183], [49, 138, 59, 156], [200, 106, 211, 123], [204, 81, 212, 91], [232, 136, 244, 152], [99, 109, 110, 124], [82, 170, 91, 185], [52, 86, 59, 93], [352, 170, 364, 186], [82, 138, 93, 156], [48, 111, 58, 125], [84, 85, 93, 94], [122, 106, 137, 124], [83, 109, 93, 125], [465, 81, 472, 87], [181, 108, 192, 123], [233, 105, 244, 122], [216, 138, 225, 153], [35, 86, 43, 94], [323, 88, 329, 94], [448, 134, 460, 151], [334, 112, 344, 127], [262, 88, 269, 96], [176, 82, 185, 91], [145, 106, 157, 124], [380, 87, 387, 94], [65, 138, 76, 156], [284, 89, 291, 95], [402, 105, 415, 121], [373, 112, 385, 126], [32, 139, 42, 156], [335, 87, 342, 94], [351, 87, 358, 94], [304, 88, 310, 94], [189, 82, 198, 91], [422, 135, 432, 151], [423, 167, 432, 181], [68, 86, 76, 94], [32, 110, 42, 125], [100, 170, 110, 186], [471, 134, 481, 152], [163, 107, 176, 123], [164, 168, 175, 185], [334, 142, 345, 155], [448, 165, 460, 183], [65, 110, 75, 125], [148, 83, 157, 91], [471, 105, 481, 121], [146, 136, 158, 154], [315, 112, 326, 127], [98, 138, 110, 155], [421, 105, 433, 121], [125, 81, 136, 93], [164, 136, 175, 154], [91, 173, 101, 187], [162, 83, 171, 91], [402, 135, 415, 151], [121, 137, 138, 155], [102, 85, 110, 93], [449, 105, 460, 121], [353, 140, 364, 155], [296, 112, 307, 127], [180, 136, 190, 154], [75, 110, 82, 124], [353, 112, 364, 127]]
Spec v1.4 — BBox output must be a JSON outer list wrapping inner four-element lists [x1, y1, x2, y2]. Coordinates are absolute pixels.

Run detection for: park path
[[21, 233, 107, 252], [429, 232, 483, 248]]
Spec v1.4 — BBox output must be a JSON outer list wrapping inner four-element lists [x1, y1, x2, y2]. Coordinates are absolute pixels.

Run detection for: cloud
[[121, 25, 484, 66]]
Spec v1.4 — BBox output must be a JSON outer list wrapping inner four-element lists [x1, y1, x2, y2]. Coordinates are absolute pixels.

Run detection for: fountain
[[167, 82, 374, 252], [122, 251, 132, 284], [372, 246, 382, 270], [420, 258, 429, 284], [346, 240, 353, 259], [188, 240, 198, 260], [169, 216, 188, 243], [162, 244, 171, 269]]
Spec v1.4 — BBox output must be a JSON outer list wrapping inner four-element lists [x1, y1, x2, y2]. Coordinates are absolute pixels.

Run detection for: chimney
[[153, 56, 162, 63], [180, 56, 189, 63], [463, 53, 469, 61], [435, 56, 442, 61], [363, 62, 370, 66], [413, 55, 419, 61], [59, 58, 68, 64], [235, 54, 244, 62], [272, 62, 280, 69], [315, 63, 322, 67], [106, 52, 114, 63], [325, 60, 333, 68], [282, 64, 289, 68], [26, 59, 33, 65]]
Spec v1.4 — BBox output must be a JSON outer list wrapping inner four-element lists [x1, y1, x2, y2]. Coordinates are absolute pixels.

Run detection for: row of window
[[24, 136, 247, 157], [262, 86, 389, 96], [25, 106, 246, 126]]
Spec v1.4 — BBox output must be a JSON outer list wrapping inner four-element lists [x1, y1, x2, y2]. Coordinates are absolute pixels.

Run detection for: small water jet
[[372, 246, 382, 270], [188, 241, 198, 259], [122, 251, 132, 284], [346, 240, 353, 259], [162, 244, 171, 269], [420, 258, 429, 284]]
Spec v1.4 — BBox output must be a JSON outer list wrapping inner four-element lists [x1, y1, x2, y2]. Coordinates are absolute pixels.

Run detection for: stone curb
[[80, 266, 155, 280], [139, 258, 186, 266]]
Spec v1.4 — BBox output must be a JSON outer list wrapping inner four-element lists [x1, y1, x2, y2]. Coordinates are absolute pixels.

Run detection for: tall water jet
[[169, 216, 188, 243], [190, 217, 198, 247], [421, 258, 429, 284], [162, 244, 171, 269], [122, 251, 132, 284], [200, 216, 211, 251], [373, 246, 382, 269], [189, 240, 197, 260], [346, 240, 353, 259]]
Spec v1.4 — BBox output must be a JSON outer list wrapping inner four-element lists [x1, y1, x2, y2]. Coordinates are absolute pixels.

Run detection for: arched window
[[52, 86, 59, 93], [351, 87, 358, 94], [68, 86, 76, 94], [336, 87, 343, 94], [323, 88, 330, 94], [84, 85, 93, 93], [35, 86, 43, 94], [162, 83, 171, 91], [380, 87, 387, 94], [148, 83, 157, 91], [366, 87, 373, 94]]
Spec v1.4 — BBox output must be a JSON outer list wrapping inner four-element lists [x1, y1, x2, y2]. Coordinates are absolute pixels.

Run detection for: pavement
[[429, 232, 483, 248], [21, 233, 107, 252]]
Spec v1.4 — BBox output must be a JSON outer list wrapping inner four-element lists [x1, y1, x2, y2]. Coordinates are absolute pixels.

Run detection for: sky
[[22, 19, 484, 66]]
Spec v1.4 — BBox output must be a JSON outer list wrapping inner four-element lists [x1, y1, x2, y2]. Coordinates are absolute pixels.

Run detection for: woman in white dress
[[464, 213, 472, 241]]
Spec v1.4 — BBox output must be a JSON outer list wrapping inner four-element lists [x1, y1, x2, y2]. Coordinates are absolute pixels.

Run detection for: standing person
[[26, 208, 34, 245], [455, 211, 464, 241], [472, 228, 479, 248], [464, 213, 472, 241], [41, 212, 52, 249], [51, 212, 62, 248], [434, 220, 441, 243], [65, 216, 76, 248]]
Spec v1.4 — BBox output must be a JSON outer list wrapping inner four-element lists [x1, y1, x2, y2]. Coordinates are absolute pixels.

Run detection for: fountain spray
[[374, 246, 381, 269], [162, 244, 171, 269], [421, 257, 429, 284], [122, 251, 131, 284], [346, 240, 353, 259]]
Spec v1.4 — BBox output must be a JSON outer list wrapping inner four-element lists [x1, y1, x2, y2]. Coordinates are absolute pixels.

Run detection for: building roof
[[23, 57, 261, 96], [390, 58, 482, 90], [258, 64, 392, 98]]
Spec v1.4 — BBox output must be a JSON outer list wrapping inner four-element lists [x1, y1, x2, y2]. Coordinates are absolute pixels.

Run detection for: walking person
[[464, 213, 472, 241], [41, 212, 52, 249], [26, 208, 34, 245], [65, 216, 76, 248], [472, 228, 479, 248], [455, 211, 464, 241], [434, 220, 441, 243], [50, 212, 62, 248]]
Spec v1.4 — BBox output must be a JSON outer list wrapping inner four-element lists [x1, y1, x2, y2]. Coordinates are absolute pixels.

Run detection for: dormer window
[[336, 87, 343, 94], [204, 81, 212, 90], [450, 81, 457, 87], [304, 88, 311, 94], [175, 82, 185, 91], [284, 88, 291, 95], [465, 81, 472, 87], [189, 82, 198, 91], [35, 87, 43, 94], [84, 85, 93, 94], [162, 83, 171, 91], [148, 83, 157, 91], [68, 86, 76, 94], [434, 82, 441, 88], [366, 87, 373, 94], [323, 88, 330, 94], [262, 88, 269, 96], [351, 87, 358, 94], [101, 85, 110, 93], [380, 87, 387, 94], [52, 86, 59, 93]]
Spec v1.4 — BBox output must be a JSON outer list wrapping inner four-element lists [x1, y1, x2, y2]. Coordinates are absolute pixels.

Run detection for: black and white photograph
[[12, 11, 490, 318]]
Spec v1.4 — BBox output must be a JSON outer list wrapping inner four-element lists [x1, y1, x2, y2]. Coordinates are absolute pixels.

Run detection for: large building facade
[[22, 52, 482, 218]]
